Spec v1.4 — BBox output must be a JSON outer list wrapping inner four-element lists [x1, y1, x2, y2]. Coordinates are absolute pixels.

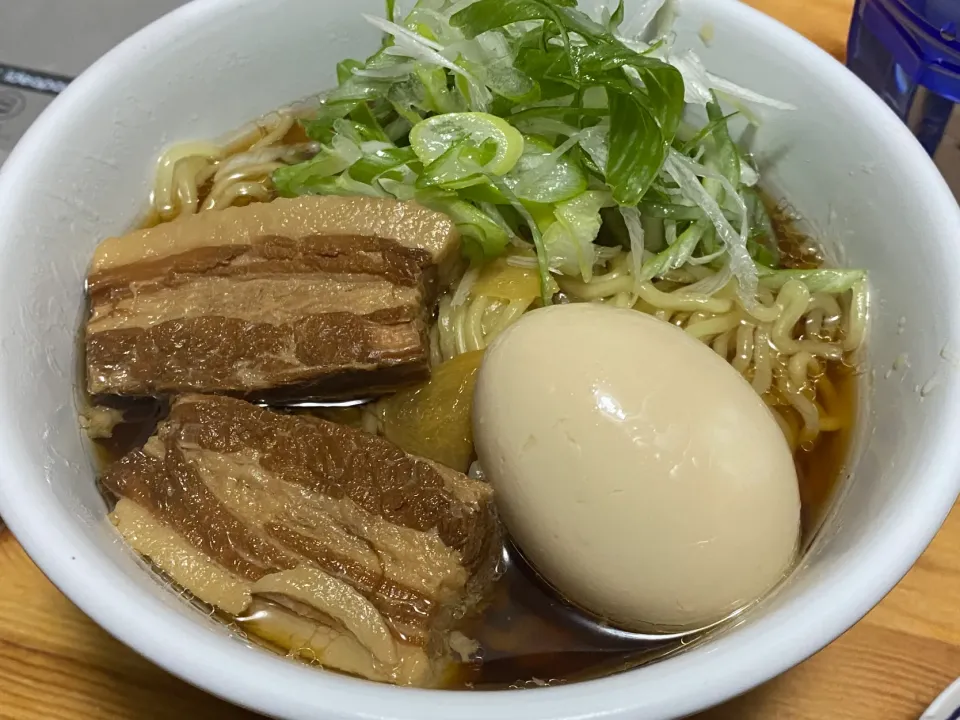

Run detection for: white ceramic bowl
[[1, 1, 959, 718]]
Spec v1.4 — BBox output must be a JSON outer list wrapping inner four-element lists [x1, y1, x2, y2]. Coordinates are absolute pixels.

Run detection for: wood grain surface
[[743, 0, 854, 60], [5, 1, 960, 719]]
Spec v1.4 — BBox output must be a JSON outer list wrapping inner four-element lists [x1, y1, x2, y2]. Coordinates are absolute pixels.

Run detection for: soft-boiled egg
[[473, 303, 800, 631]]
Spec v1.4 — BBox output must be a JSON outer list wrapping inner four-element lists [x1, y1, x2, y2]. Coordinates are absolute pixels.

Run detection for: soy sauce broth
[[85, 190, 860, 690], [449, 360, 857, 689], [86, 358, 855, 689]]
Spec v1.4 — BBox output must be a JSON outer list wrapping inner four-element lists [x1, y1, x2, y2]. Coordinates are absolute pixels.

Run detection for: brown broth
[[448, 359, 858, 689], [449, 551, 683, 689], [86, 191, 858, 690], [87, 364, 856, 689], [794, 364, 858, 538]]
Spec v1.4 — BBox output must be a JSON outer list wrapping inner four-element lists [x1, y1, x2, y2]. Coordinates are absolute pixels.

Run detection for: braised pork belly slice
[[85, 196, 460, 401], [103, 395, 499, 686]]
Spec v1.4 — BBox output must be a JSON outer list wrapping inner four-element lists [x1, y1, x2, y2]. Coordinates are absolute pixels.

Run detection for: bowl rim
[[2, 0, 960, 719]]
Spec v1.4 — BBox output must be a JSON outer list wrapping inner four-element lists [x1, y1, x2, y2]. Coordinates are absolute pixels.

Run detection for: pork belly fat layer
[[103, 395, 500, 686], [85, 197, 461, 399]]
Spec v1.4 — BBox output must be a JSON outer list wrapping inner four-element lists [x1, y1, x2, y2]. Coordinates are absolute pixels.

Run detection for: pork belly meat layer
[[103, 395, 499, 686], [85, 197, 460, 400]]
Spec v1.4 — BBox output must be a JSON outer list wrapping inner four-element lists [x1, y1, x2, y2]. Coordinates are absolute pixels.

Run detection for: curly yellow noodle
[[150, 111, 298, 222], [145, 109, 868, 452], [733, 323, 755, 374]]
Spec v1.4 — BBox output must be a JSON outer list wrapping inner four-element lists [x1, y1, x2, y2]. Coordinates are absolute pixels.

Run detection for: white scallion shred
[[636, 222, 706, 283], [618, 0, 669, 39], [664, 49, 720, 106], [362, 14, 493, 110], [637, 39, 795, 112], [596, 246, 623, 264], [652, 0, 678, 39], [665, 219, 678, 247], [276, 0, 819, 313], [364, 13, 446, 50], [451, 264, 481, 308], [620, 206, 646, 298], [678, 261, 733, 296], [663, 149, 757, 304], [706, 71, 797, 110], [686, 247, 726, 265], [352, 63, 416, 79], [671, 151, 750, 253], [505, 255, 540, 269]]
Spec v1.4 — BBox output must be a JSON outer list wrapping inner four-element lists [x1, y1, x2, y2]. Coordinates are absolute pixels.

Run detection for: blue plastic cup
[[848, 0, 960, 197]]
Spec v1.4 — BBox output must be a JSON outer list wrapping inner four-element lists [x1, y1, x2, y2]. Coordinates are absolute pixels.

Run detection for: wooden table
[[4, 1, 960, 718]]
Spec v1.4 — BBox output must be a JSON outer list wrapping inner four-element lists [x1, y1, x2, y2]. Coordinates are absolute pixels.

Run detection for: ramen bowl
[[0, 0, 959, 718]]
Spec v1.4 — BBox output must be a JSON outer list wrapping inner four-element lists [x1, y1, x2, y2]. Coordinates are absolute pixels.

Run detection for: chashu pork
[[102, 394, 500, 686], [85, 196, 461, 401]]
